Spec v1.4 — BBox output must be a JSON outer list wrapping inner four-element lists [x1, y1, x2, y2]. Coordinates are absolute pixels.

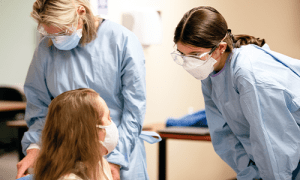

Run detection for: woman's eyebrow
[[177, 49, 204, 56], [177, 49, 185, 55], [189, 50, 206, 55]]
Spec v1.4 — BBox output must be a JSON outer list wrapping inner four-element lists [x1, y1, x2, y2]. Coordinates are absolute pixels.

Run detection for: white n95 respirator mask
[[183, 56, 217, 80], [96, 121, 119, 155]]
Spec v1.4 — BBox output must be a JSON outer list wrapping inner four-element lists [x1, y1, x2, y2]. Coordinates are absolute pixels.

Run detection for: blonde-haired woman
[[19, 88, 116, 180], [16, 0, 159, 179]]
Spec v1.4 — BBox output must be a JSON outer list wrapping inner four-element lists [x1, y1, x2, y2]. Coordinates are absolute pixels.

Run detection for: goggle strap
[[209, 33, 228, 55], [209, 46, 218, 55]]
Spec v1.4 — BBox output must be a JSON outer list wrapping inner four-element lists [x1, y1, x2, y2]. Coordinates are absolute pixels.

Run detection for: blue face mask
[[52, 29, 82, 50]]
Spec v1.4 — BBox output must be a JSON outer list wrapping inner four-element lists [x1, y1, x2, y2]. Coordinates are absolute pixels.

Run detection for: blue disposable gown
[[21, 20, 160, 180], [201, 44, 300, 180]]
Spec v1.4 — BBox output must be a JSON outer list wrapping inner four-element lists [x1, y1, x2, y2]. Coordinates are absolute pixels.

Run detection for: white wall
[[1, 0, 300, 180], [0, 0, 37, 86]]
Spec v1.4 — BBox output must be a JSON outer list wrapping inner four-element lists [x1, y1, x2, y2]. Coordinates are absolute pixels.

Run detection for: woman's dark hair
[[174, 6, 265, 52]]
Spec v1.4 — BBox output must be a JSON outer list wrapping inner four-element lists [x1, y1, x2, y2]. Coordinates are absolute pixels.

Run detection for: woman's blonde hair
[[34, 88, 106, 180], [31, 0, 101, 46]]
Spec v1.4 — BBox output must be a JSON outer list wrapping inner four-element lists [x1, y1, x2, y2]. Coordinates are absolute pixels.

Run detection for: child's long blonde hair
[[31, 0, 101, 46], [34, 88, 106, 180]]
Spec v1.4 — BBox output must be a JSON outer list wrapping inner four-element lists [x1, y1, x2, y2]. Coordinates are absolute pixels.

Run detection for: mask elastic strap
[[76, 29, 83, 38], [96, 125, 106, 128], [221, 32, 228, 42], [99, 141, 108, 155], [99, 140, 105, 146]]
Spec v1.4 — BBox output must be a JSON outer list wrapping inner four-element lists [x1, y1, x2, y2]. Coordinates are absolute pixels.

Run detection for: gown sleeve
[[201, 82, 260, 180], [105, 32, 146, 170], [236, 70, 300, 180], [21, 44, 52, 155]]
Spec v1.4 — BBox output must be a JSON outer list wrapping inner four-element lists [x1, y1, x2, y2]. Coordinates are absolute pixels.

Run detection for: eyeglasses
[[171, 45, 219, 66]]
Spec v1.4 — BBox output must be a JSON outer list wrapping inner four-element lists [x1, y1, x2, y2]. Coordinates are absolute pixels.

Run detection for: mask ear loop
[[99, 140, 106, 147], [96, 125, 106, 128], [96, 125, 109, 155]]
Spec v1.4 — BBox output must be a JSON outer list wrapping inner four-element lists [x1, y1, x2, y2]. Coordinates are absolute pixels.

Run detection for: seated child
[[19, 88, 118, 180]]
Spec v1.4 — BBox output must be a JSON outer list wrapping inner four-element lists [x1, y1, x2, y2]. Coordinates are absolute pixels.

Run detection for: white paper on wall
[[90, 0, 108, 16], [122, 7, 163, 46], [98, 0, 108, 15]]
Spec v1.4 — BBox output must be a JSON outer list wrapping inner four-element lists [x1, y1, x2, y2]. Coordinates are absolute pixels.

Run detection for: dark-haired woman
[[172, 6, 300, 180]]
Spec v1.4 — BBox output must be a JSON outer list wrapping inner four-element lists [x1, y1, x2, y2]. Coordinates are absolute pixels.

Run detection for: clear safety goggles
[[37, 25, 77, 39], [171, 45, 218, 66], [171, 33, 228, 66], [37, 20, 79, 39]]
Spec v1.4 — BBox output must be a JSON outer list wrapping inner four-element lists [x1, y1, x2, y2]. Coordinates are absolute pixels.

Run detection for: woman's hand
[[16, 149, 39, 179], [109, 163, 121, 180]]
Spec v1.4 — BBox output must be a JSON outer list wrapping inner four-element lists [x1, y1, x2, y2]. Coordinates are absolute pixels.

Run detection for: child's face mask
[[96, 121, 119, 155]]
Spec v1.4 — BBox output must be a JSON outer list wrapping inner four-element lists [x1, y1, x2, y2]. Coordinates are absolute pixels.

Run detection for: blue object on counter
[[17, 174, 34, 180], [166, 109, 208, 127]]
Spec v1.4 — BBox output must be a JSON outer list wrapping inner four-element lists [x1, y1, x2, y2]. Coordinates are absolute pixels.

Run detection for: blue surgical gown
[[201, 44, 300, 180], [22, 20, 158, 180]]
